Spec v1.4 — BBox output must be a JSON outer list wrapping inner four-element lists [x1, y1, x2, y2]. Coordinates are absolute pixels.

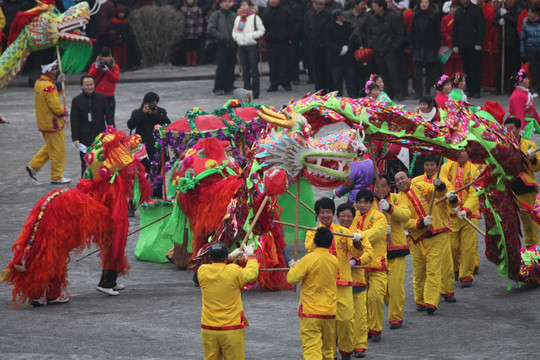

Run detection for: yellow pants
[[352, 289, 368, 352], [440, 233, 455, 297], [449, 217, 479, 281], [385, 256, 406, 324], [516, 192, 540, 248], [365, 270, 387, 334], [409, 233, 444, 308], [29, 130, 66, 181], [299, 317, 336, 360], [336, 285, 354, 355], [201, 327, 245, 360]]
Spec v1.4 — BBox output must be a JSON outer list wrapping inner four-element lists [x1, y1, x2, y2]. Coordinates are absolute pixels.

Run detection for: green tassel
[[132, 176, 141, 206], [59, 40, 93, 75]]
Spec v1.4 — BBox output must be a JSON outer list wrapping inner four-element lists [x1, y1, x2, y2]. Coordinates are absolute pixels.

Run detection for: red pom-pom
[[264, 168, 289, 196]]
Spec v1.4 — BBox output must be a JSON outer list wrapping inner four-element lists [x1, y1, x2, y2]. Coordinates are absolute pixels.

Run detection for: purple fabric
[[336, 159, 375, 204]]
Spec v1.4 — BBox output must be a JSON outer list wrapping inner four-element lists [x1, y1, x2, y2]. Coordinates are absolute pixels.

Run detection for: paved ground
[[0, 64, 539, 359]]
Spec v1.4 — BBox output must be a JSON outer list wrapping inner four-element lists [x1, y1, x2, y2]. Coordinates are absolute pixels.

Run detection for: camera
[[148, 104, 158, 111], [97, 61, 109, 71]]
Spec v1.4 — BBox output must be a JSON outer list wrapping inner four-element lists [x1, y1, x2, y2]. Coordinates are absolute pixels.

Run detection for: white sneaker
[[113, 284, 125, 291], [51, 178, 71, 184], [96, 286, 119, 296], [47, 295, 70, 305], [31, 298, 46, 307]]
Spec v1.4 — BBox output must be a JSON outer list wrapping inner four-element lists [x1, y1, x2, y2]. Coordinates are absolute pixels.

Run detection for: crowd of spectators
[[2, 0, 540, 98]]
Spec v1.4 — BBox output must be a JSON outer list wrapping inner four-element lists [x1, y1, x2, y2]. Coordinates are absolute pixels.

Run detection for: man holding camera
[[88, 47, 120, 121], [127, 92, 171, 198], [70, 75, 114, 178]]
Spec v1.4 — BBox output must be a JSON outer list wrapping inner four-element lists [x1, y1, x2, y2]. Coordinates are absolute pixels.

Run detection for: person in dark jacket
[[452, 0, 485, 98], [326, 8, 358, 97], [207, 0, 237, 95], [127, 91, 171, 198], [409, 0, 441, 98], [521, 5, 540, 96], [262, 0, 295, 91], [71, 75, 115, 177], [493, 0, 523, 94], [367, 0, 405, 101], [304, 0, 332, 94], [108, 6, 131, 69]]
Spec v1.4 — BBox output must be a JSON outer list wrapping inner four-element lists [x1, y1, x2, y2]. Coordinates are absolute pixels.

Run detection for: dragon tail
[[0, 33, 31, 89]]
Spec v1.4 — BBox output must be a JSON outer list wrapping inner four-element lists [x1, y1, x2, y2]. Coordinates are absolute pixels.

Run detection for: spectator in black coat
[[409, 0, 441, 98], [127, 91, 171, 198], [304, 0, 332, 93], [452, 0, 485, 98], [262, 0, 295, 91], [367, 0, 405, 100], [71, 75, 115, 177], [326, 8, 358, 96]]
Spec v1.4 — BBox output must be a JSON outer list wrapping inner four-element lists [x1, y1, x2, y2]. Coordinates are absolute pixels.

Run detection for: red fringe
[[6, 189, 109, 307], [257, 220, 293, 291]]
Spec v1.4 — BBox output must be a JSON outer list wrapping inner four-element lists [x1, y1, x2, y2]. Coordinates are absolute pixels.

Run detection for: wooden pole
[[286, 189, 316, 216], [241, 195, 269, 247], [76, 211, 172, 261], [55, 45, 68, 127], [501, 2, 506, 94], [161, 146, 167, 201], [260, 265, 369, 272], [276, 220, 355, 238], [435, 176, 485, 205], [294, 180, 300, 262], [427, 156, 444, 216], [371, 149, 381, 192], [463, 217, 486, 237]]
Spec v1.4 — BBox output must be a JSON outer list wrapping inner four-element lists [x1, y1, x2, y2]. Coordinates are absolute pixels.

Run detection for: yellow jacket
[[519, 137, 540, 186], [287, 247, 338, 318], [400, 178, 451, 243], [34, 75, 66, 132], [381, 192, 411, 256], [440, 160, 480, 218], [346, 224, 375, 287], [305, 223, 364, 286], [198, 257, 259, 329], [352, 203, 388, 271]]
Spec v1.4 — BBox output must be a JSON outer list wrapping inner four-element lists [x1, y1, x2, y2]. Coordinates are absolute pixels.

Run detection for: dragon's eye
[[301, 124, 312, 138]]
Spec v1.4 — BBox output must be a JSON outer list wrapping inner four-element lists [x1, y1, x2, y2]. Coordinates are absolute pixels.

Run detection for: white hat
[[41, 60, 58, 74]]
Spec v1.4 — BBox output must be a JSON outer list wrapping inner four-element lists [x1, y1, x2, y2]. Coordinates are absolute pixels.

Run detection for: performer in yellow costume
[[440, 151, 481, 287], [304, 198, 364, 359], [26, 60, 70, 184], [198, 242, 259, 360], [505, 116, 540, 248], [373, 174, 411, 330]]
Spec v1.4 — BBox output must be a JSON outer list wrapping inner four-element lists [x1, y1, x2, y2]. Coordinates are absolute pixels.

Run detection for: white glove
[[288, 259, 299, 267], [379, 199, 390, 211], [499, 8, 507, 16], [453, 47, 459, 53], [442, 0, 452, 13], [446, 190, 457, 202], [57, 73, 66, 82], [474, 45, 482, 51], [432, 178, 442, 187], [353, 232, 362, 241], [228, 248, 243, 261], [386, 224, 392, 235], [423, 215, 433, 226], [457, 210, 468, 220], [499, 18, 505, 26], [340, 45, 349, 56], [349, 258, 357, 267], [527, 148, 537, 160], [73, 140, 80, 148], [244, 244, 254, 257]]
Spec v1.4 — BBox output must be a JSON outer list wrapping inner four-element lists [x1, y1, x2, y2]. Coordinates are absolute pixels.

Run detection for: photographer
[[127, 92, 171, 198], [88, 47, 120, 121]]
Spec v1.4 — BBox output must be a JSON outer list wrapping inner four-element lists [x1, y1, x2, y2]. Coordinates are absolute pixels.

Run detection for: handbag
[[253, 15, 267, 53]]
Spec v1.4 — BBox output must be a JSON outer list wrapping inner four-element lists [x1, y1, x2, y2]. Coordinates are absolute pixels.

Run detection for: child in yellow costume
[[337, 203, 374, 359], [395, 170, 457, 314], [505, 116, 540, 248], [352, 189, 387, 343], [288, 227, 339, 360], [440, 151, 481, 287], [412, 155, 457, 303], [304, 198, 365, 359], [373, 174, 411, 330], [198, 242, 259, 360], [26, 60, 70, 184]]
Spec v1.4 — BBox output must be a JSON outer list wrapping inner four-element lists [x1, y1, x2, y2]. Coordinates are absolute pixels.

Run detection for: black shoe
[[416, 305, 426, 311], [371, 334, 381, 342], [454, 271, 459, 281], [26, 165, 38, 181], [390, 323, 402, 330], [342, 355, 352, 360], [461, 280, 473, 288], [443, 295, 457, 303], [426, 305, 436, 315], [474, 267, 479, 274], [283, 84, 292, 91], [267, 86, 278, 92], [354, 350, 366, 358]]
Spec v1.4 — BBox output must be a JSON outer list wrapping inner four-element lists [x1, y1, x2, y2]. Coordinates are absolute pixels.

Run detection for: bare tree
[[129, 5, 185, 66]]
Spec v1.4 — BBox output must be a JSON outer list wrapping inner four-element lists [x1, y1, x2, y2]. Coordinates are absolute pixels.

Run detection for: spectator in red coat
[[108, 6, 130, 69], [479, 0, 498, 92], [88, 47, 121, 121], [98, 0, 116, 48], [441, 1, 463, 76]]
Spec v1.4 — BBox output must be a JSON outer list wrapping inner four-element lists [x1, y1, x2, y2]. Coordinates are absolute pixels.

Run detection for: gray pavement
[[0, 64, 539, 359]]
